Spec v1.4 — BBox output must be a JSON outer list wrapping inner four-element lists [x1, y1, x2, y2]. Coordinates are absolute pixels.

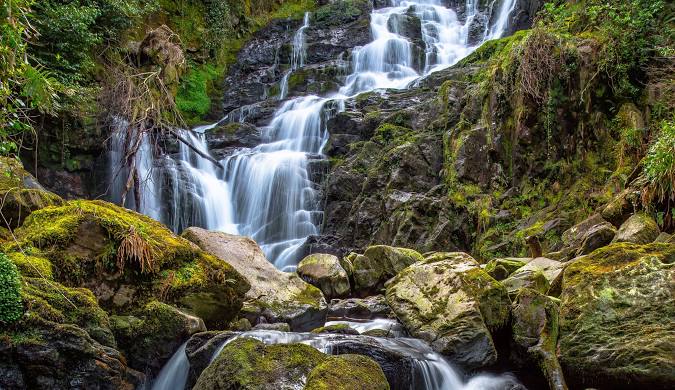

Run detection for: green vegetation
[[643, 120, 675, 208], [0, 252, 23, 324]]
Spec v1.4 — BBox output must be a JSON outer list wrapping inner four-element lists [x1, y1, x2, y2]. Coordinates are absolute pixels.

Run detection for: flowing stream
[[153, 320, 521, 390], [109, 0, 517, 269]]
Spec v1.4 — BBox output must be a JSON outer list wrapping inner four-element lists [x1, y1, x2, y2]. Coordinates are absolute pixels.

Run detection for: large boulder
[[484, 257, 529, 280], [297, 253, 351, 298], [558, 243, 675, 388], [385, 252, 510, 369], [0, 157, 63, 230], [352, 245, 424, 293], [6, 200, 249, 328], [611, 212, 660, 244], [555, 214, 612, 260], [511, 289, 567, 390], [501, 257, 564, 298], [193, 337, 389, 390], [182, 227, 326, 331]]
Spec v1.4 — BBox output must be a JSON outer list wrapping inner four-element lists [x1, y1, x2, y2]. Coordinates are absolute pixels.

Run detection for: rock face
[[182, 227, 327, 331], [193, 337, 389, 390], [327, 295, 392, 319], [297, 253, 351, 298], [611, 212, 660, 244], [511, 289, 567, 390], [351, 245, 425, 293], [385, 252, 510, 369], [558, 243, 675, 388]]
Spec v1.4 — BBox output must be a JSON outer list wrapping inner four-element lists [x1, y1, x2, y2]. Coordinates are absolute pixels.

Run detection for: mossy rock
[[352, 245, 424, 293], [385, 252, 509, 369], [110, 301, 206, 372], [0, 157, 63, 230], [484, 257, 528, 280], [305, 354, 390, 390], [6, 200, 249, 327], [611, 212, 660, 245], [311, 323, 359, 335], [193, 337, 326, 390], [7, 250, 53, 279], [558, 243, 675, 388], [297, 253, 351, 299]]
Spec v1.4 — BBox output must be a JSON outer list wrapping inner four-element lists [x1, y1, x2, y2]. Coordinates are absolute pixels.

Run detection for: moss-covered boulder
[[501, 257, 563, 298], [385, 252, 510, 369], [6, 200, 249, 328], [0, 157, 63, 230], [611, 212, 660, 244], [311, 323, 359, 335], [511, 289, 567, 390], [305, 354, 390, 390], [558, 243, 675, 388], [110, 301, 206, 372], [297, 253, 351, 298], [194, 338, 326, 390], [484, 257, 529, 280], [352, 245, 424, 293], [182, 227, 326, 331]]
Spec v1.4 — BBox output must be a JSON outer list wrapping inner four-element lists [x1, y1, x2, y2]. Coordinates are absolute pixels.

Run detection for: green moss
[[311, 323, 358, 334], [7, 251, 53, 279], [194, 337, 326, 390], [305, 354, 390, 390], [176, 63, 221, 123]]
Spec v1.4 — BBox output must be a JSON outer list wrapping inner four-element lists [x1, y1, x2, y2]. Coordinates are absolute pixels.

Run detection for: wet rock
[[312, 323, 360, 335], [327, 295, 393, 319], [297, 253, 351, 298], [558, 243, 675, 388], [511, 289, 568, 390], [252, 322, 291, 332], [557, 214, 610, 260], [185, 331, 237, 388], [305, 354, 390, 390], [352, 245, 425, 293], [575, 221, 617, 256], [385, 252, 510, 369], [182, 227, 327, 331], [205, 122, 261, 152], [611, 212, 660, 244]]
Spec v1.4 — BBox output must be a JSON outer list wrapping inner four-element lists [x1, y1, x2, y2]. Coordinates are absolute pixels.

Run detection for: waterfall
[[151, 342, 189, 390], [279, 12, 311, 100], [108, 0, 518, 268]]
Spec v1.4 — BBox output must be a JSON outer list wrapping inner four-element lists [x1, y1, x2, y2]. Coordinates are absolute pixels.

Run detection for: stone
[[327, 295, 392, 319], [575, 221, 616, 256], [182, 227, 327, 331], [558, 214, 611, 259], [0, 157, 63, 229], [352, 245, 424, 293], [484, 257, 529, 280], [252, 322, 291, 332], [385, 252, 510, 369], [558, 243, 675, 388], [511, 289, 568, 390], [185, 331, 237, 388], [305, 354, 390, 390], [654, 232, 672, 243], [311, 323, 360, 335], [501, 257, 563, 298], [611, 212, 660, 244], [194, 338, 326, 390], [297, 253, 351, 298], [110, 301, 206, 373]]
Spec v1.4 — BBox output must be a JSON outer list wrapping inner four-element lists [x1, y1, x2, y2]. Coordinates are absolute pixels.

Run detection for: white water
[[109, 0, 517, 268], [151, 342, 189, 390], [324, 318, 406, 337], [194, 328, 521, 390]]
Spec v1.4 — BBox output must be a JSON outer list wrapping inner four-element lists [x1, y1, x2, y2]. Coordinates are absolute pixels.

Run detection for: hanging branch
[[167, 128, 223, 168]]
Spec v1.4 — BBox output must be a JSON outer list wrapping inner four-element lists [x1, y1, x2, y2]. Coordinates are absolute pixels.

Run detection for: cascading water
[[109, 0, 517, 268], [154, 324, 521, 390]]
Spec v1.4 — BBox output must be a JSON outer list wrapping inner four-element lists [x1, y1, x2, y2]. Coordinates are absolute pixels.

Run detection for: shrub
[[643, 120, 675, 204], [0, 252, 23, 324]]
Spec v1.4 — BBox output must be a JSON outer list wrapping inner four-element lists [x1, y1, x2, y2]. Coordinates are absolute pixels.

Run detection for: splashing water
[[109, 0, 517, 268]]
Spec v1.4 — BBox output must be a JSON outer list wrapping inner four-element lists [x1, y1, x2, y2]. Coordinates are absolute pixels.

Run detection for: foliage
[[643, 120, 675, 205], [0, 252, 23, 324], [176, 63, 220, 122], [0, 0, 59, 156], [541, 0, 666, 98]]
